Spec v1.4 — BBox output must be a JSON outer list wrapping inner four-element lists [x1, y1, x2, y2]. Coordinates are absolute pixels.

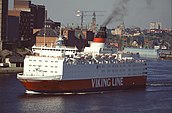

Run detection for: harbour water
[[0, 60, 172, 113]]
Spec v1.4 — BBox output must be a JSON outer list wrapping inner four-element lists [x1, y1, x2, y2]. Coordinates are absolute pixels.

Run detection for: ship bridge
[[32, 45, 78, 57]]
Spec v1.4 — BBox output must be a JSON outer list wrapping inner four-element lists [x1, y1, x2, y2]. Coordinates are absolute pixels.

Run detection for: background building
[[0, 0, 8, 50], [8, 10, 33, 47], [111, 24, 125, 36], [30, 4, 45, 29], [63, 28, 94, 51], [7, 0, 46, 48], [9, 0, 33, 47], [14, 0, 31, 12], [8, 15, 19, 42], [35, 19, 59, 47], [150, 22, 162, 30]]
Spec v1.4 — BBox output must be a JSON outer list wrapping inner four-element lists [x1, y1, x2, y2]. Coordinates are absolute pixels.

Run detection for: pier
[[0, 67, 23, 74]]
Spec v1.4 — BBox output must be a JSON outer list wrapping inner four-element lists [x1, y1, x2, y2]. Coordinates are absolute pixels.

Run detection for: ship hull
[[18, 76, 147, 94]]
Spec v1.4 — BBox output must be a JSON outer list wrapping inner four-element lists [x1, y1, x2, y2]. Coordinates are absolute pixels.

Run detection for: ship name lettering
[[112, 77, 123, 86], [91, 77, 123, 88]]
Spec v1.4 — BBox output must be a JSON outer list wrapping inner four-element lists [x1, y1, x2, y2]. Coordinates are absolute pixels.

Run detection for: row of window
[[41, 48, 76, 52], [101, 68, 143, 73], [65, 65, 144, 71], [29, 65, 58, 68], [100, 64, 142, 68], [67, 63, 143, 68], [29, 59, 58, 63], [31, 70, 58, 73]]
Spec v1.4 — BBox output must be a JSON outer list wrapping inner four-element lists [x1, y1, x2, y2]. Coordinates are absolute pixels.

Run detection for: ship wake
[[25, 90, 103, 95], [147, 81, 172, 87]]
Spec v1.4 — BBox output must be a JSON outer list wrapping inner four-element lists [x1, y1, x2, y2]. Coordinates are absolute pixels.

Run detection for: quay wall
[[0, 67, 23, 74]]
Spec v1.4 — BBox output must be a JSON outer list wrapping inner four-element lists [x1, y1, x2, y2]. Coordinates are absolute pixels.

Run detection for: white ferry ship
[[17, 27, 147, 94]]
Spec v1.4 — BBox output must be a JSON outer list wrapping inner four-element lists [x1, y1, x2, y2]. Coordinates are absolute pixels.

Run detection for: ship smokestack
[[93, 26, 107, 43]]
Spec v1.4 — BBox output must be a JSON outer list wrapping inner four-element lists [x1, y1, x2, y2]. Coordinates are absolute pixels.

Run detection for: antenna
[[44, 27, 46, 46], [43, 13, 46, 47]]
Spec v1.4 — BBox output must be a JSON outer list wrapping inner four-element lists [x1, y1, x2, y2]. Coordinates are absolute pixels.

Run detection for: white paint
[[91, 77, 123, 88]]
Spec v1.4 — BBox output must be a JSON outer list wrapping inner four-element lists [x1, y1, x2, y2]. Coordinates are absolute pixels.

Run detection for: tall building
[[15, 0, 46, 29], [0, 0, 8, 50], [14, 0, 31, 12], [11, 0, 45, 47], [8, 15, 19, 42], [8, 10, 33, 43], [30, 4, 45, 29], [12, 0, 33, 47]]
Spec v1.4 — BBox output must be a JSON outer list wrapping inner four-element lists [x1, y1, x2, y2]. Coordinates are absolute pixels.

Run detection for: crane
[[76, 10, 105, 30]]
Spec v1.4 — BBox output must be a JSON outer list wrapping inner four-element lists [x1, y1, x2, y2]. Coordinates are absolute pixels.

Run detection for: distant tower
[[121, 14, 125, 31], [90, 11, 97, 33], [0, 0, 8, 50]]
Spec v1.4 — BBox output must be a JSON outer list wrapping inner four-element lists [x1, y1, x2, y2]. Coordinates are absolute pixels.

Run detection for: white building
[[150, 22, 162, 30]]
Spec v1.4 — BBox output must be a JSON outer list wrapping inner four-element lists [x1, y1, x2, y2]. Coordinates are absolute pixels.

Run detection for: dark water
[[0, 60, 172, 113]]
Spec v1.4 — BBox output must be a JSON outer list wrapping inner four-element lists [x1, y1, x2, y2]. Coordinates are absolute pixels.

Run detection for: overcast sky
[[9, 0, 171, 29]]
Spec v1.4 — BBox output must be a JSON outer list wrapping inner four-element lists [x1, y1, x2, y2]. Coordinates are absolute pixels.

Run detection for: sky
[[9, 0, 172, 29]]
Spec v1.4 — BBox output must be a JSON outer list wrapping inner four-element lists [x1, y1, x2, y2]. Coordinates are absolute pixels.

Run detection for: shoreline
[[0, 67, 23, 74]]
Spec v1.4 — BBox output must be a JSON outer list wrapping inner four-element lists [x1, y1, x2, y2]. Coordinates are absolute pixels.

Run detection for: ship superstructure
[[17, 27, 147, 94]]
